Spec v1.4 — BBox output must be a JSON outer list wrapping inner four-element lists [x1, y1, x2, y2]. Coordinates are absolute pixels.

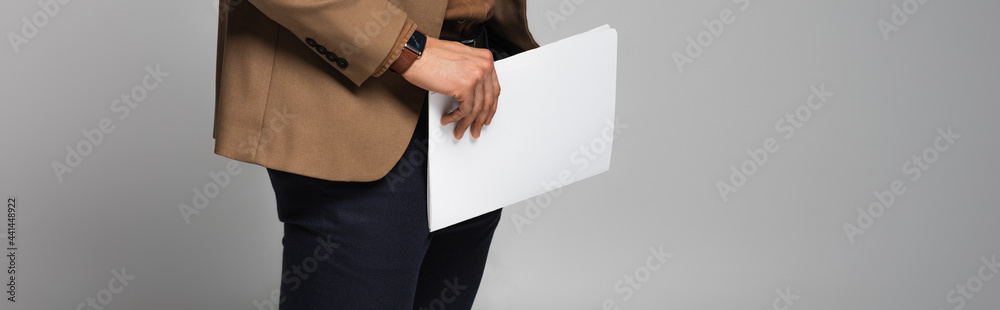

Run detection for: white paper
[[427, 25, 618, 231]]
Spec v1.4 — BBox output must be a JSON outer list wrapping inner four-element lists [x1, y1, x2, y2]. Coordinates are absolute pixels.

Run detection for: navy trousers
[[266, 103, 502, 310]]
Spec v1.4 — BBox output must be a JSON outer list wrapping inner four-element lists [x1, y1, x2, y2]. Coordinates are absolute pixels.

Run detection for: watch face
[[407, 30, 427, 56]]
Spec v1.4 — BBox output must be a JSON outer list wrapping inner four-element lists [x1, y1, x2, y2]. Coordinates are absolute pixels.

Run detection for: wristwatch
[[389, 28, 427, 74]]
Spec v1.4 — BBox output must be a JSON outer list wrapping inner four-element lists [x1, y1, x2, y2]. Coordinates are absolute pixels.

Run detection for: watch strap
[[390, 29, 425, 74], [390, 46, 420, 74]]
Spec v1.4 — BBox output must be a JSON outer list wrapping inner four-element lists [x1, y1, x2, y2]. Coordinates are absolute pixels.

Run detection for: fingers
[[439, 70, 476, 126], [454, 73, 485, 139], [440, 102, 465, 126], [485, 69, 500, 126], [424, 46, 496, 140], [470, 66, 496, 139]]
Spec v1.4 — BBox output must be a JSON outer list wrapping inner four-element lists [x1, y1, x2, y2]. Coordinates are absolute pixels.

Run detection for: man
[[213, 0, 538, 308]]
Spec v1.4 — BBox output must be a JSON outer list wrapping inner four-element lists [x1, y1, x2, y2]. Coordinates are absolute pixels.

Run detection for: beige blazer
[[213, 0, 538, 181]]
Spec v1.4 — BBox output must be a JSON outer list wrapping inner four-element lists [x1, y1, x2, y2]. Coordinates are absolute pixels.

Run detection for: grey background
[[2, 0, 998, 309]]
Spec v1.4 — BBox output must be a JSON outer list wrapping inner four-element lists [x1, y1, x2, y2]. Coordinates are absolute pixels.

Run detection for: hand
[[401, 37, 499, 140]]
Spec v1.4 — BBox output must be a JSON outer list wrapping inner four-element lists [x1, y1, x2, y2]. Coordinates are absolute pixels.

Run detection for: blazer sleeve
[[247, 0, 415, 86]]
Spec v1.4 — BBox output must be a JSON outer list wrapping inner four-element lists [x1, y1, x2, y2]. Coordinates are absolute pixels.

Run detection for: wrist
[[390, 28, 427, 75]]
